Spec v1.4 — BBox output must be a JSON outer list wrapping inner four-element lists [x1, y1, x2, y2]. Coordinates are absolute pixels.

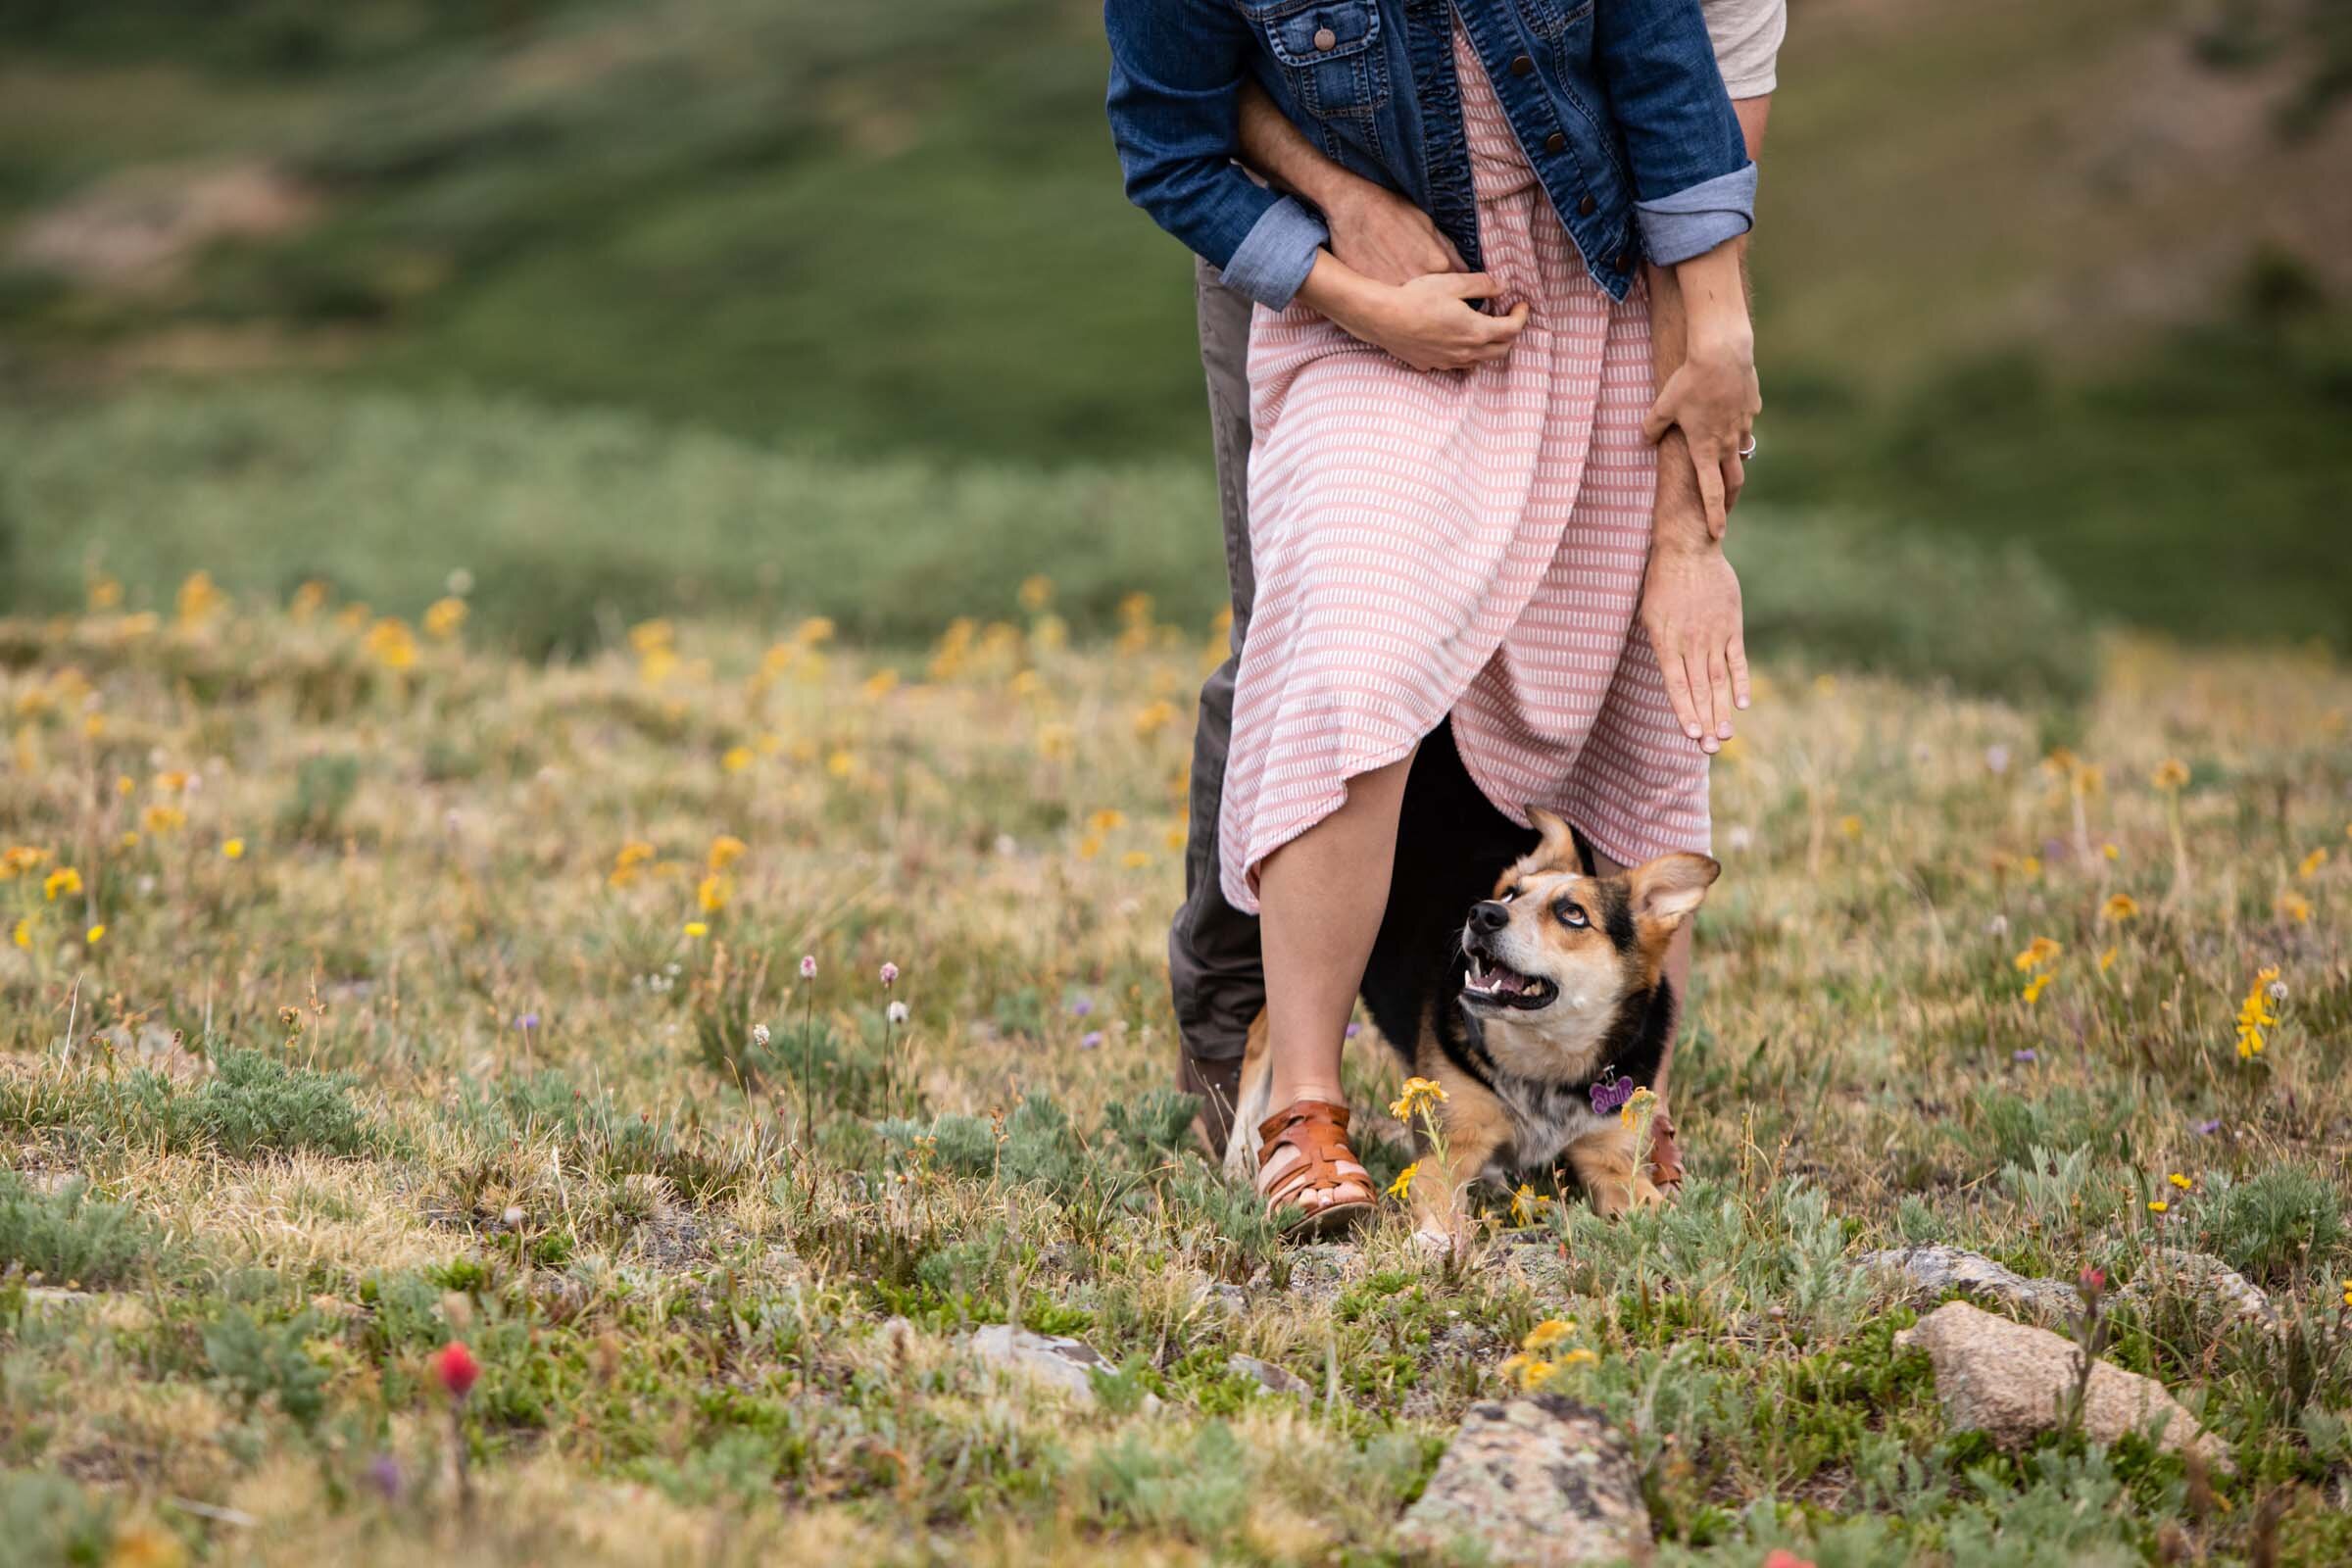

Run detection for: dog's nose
[[1468, 901, 1509, 934]]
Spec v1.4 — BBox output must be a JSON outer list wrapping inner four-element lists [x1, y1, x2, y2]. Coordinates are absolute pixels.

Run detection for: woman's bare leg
[[1257, 751, 1416, 1114]]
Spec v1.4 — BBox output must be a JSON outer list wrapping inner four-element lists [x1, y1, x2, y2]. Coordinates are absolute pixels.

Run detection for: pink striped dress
[[1219, 24, 1710, 913]]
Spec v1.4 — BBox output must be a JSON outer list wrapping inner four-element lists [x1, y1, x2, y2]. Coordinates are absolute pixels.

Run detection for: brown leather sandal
[[1254, 1099, 1375, 1239]]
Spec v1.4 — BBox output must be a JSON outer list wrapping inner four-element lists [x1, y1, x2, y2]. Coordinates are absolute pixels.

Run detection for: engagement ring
[[1738, 434, 1758, 461]]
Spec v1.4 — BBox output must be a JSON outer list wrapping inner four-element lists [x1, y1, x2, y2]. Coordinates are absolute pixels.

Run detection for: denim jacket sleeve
[[1592, 0, 1758, 266], [1104, 0, 1329, 310]]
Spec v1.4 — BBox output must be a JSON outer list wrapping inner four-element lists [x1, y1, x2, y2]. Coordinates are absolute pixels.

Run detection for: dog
[[1223, 805, 1718, 1234]]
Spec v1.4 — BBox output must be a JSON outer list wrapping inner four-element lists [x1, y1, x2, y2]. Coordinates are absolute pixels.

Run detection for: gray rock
[[1271, 1242, 1356, 1307], [1396, 1396, 1649, 1567], [2115, 1249, 2275, 1329], [1895, 1301, 2230, 1470], [1863, 1245, 2082, 1323], [1193, 1282, 1248, 1319], [965, 1324, 1158, 1410], [1228, 1354, 1311, 1403]]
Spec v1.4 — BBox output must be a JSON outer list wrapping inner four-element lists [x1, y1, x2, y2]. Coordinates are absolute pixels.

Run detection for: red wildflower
[[1762, 1552, 1817, 1568], [429, 1340, 480, 1400]]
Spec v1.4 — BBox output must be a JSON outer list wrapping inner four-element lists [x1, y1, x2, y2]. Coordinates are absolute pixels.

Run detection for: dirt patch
[[10, 161, 318, 289]]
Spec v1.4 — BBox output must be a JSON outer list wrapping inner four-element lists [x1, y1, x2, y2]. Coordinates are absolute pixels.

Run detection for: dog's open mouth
[[1462, 944, 1557, 1009]]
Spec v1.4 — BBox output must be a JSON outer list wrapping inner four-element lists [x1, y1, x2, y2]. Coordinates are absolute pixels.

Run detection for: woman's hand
[[1298, 254, 1530, 372], [1642, 243, 1758, 534], [1639, 542, 1749, 754]]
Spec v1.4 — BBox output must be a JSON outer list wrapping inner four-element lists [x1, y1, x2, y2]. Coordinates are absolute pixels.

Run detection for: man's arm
[[1236, 79, 1462, 287], [1640, 93, 1770, 753]]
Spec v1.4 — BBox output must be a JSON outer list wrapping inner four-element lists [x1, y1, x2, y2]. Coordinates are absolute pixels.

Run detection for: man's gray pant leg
[[1171, 256, 1262, 1153]]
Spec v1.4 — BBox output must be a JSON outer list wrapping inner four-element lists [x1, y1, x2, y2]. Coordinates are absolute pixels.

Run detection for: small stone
[[1396, 1396, 1648, 1566], [965, 1324, 1158, 1411], [1895, 1301, 2230, 1470], [1863, 1245, 2082, 1323], [2114, 1249, 2275, 1330], [1193, 1282, 1248, 1318], [1228, 1354, 1311, 1403]]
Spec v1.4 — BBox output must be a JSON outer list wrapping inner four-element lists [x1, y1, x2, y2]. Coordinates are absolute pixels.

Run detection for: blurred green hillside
[[1, 0, 2347, 656]]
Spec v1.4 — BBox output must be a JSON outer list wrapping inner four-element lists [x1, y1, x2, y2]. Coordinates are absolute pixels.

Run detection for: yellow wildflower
[[610, 841, 656, 887], [2150, 759, 2189, 792], [422, 597, 468, 639], [1497, 1352, 1552, 1391], [826, 750, 857, 779], [1386, 1161, 1421, 1200], [1087, 808, 1128, 834], [1838, 813, 1863, 840], [2168, 1172, 2192, 1190], [697, 874, 732, 914], [365, 617, 417, 670], [142, 804, 186, 835], [1389, 1076, 1449, 1120], [0, 845, 50, 879], [2277, 891, 2313, 924], [1017, 575, 1054, 612], [86, 574, 122, 611], [1121, 851, 1152, 869], [1558, 1347, 1600, 1369], [10, 918, 28, 950], [709, 834, 748, 870], [1134, 700, 1178, 739], [861, 668, 901, 701], [2100, 893, 2138, 923], [1509, 1184, 1551, 1225], [84, 924, 105, 946], [683, 921, 709, 939], [2235, 966, 2280, 1058], [2297, 847, 2328, 880], [628, 618, 675, 655], [2098, 946, 2120, 974], [1522, 1319, 1574, 1352], [175, 570, 222, 625], [221, 838, 245, 860], [1620, 1085, 1657, 1129], [2147, 1200, 2169, 1214], [721, 745, 754, 773], [793, 616, 835, 647], [290, 580, 329, 621], [43, 867, 81, 902], [2023, 972, 2054, 1004], [116, 775, 134, 797], [2013, 937, 2062, 972], [2101, 842, 2120, 861], [1076, 835, 1104, 861]]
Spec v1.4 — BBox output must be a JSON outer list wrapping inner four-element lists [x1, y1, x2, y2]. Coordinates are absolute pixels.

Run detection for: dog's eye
[[1553, 899, 1589, 928]]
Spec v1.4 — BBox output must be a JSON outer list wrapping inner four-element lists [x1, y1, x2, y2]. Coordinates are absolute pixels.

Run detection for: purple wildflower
[[1080, 1030, 1103, 1051], [1344, 1021, 1361, 1039], [2193, 1117, 2222, 1136], [879, 961, 900, 988], [367, 1452, 404, 1500], [799, 955, 817, 980], [1069, 996, 1094, 1017], [515, 1012, 539, 1033], [2013, 1048, 2037, 1063]]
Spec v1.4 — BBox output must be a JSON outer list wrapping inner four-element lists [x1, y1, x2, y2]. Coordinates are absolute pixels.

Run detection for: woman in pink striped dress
[[1108, 1, 1761, 1231]]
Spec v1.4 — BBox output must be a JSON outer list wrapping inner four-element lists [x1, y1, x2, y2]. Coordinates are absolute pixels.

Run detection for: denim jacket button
[[1544, 132, 1567, 155], [1577, 194, 1595, 216], [1613, 250, 1632, 270], [1509, 54, 1536, 75], [1313, 25, 1337, 50]]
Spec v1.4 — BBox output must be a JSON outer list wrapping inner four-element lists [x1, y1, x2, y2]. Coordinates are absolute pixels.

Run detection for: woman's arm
[[1104, 0, 1329, 309]]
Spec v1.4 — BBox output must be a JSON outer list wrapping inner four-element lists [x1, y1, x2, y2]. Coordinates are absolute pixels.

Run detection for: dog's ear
[[1626, 853, 1720, 930], [1522, 806, 1580, 868]]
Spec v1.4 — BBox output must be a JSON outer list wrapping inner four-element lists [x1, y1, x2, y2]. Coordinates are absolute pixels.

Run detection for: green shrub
[[0, 1171, 156, 1288], [150, 1049, 374, 1158], [2201, 1164, 2348, 1283], [203, 1304, 329, 1429]]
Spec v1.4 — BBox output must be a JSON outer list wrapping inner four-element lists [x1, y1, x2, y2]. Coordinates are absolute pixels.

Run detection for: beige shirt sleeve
[[1700, 0, 1786, 99]]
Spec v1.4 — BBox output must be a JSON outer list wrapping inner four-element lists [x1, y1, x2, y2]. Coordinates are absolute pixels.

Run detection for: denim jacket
[[1105, 0, 1755, 310]]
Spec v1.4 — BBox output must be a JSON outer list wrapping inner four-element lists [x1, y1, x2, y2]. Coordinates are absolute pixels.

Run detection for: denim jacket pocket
[[1245, 0, 1392, 121], [1512, 0, 1592, 44]]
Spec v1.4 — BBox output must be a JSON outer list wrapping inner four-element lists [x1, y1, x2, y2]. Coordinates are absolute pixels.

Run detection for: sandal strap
[[1255, 1100, 1367, 1204]]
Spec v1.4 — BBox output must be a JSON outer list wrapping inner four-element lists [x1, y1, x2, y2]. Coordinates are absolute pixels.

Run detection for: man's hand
[[1640, 543, 1749, 754], [1322, 181, 1463, 287]]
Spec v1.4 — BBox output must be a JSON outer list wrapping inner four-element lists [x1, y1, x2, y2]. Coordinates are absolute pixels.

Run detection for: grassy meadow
[[2, 584, 2350, 1565]]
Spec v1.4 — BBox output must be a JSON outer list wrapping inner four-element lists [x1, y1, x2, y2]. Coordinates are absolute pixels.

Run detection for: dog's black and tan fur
[[1224, 806, 1718, 1233]]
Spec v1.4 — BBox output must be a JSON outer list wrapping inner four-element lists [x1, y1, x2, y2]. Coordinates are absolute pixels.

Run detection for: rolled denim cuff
[[1635, 163, 1757, 266], [1220, 195, 1329, 311]]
